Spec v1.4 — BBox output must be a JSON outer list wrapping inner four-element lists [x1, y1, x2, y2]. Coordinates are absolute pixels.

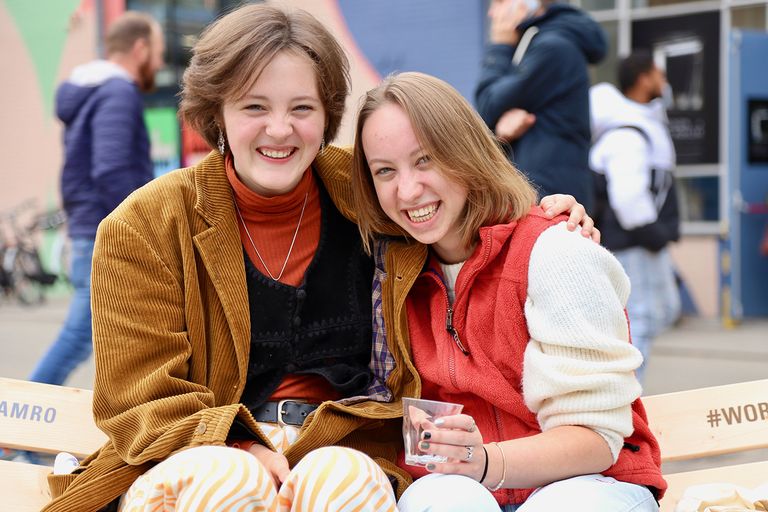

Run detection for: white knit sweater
[[523, 222, 643, 461], [436, 222, 642, 461]]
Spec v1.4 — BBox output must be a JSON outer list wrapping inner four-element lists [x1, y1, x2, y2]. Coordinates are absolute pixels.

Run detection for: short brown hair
[[105, 11, 155, 56], [351, 72, 537, 254], [179, 4, 350, 151], [618, 50, 655, 94]]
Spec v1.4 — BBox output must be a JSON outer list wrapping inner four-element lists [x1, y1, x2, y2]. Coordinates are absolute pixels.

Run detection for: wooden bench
[[2, 376, 766, 511], [643, 378, 768, 511], [0, 377, 107, 511]]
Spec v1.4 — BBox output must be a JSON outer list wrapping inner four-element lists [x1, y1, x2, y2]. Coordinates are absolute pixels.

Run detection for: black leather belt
[[251, 400, 319, 427]]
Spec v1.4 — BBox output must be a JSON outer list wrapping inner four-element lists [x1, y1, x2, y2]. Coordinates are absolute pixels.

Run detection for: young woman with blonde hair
[[352, 72, 665, 511]]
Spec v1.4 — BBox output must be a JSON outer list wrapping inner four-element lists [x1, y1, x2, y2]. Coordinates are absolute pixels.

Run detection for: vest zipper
[[423, 269, 465, 389], [446, 305, 470, 355], [446, 229, 493, 358], [426, 267, 470, 358]]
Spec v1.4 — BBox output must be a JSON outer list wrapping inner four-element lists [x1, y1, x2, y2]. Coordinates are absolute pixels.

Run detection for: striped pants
[[118, 445, 397, 512]]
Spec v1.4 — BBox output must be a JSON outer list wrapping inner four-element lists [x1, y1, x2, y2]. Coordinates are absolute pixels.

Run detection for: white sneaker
[[53, 452, 79, 474]]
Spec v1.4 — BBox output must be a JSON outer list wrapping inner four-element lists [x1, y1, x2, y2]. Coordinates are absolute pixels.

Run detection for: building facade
[[2, 0, 766, 318]]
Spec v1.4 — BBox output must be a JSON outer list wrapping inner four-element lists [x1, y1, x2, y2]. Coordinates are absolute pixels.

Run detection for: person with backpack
[[590, 51, 681, 383]]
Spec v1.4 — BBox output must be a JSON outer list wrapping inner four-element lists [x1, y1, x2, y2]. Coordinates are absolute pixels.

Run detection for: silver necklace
[[234, 191, 309, 281]]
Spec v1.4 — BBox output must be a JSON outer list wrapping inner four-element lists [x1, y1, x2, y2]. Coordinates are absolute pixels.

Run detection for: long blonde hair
[[351, 72, 537, 254]]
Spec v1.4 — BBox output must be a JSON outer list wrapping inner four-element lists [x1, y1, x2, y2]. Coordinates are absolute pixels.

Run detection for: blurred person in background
[[475, 0, 607, 212], [589, 51, 681, 384], [2, 10, 164, 465], [26, 11, 165, 387]]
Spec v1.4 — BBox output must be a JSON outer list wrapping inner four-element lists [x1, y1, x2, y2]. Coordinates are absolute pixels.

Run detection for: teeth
[[260, 149, 292, 158], [407, 203, 438, 222]]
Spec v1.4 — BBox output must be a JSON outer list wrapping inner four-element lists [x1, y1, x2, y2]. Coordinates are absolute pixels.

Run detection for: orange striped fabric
[[258, 422, 301, 453], [118, 445, 397, 512]]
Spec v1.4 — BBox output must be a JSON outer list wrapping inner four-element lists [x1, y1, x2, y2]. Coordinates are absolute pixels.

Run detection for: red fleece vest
[[400, 208, 666, 505]]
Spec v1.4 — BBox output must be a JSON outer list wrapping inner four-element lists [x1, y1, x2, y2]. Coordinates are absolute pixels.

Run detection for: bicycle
[[0, 200, 64, 306], [33, 208, 70, 284]]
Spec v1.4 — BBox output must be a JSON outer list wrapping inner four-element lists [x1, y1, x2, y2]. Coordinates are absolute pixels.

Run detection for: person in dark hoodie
[[475, 0, 606, 212], [27, 11, 164, 387]]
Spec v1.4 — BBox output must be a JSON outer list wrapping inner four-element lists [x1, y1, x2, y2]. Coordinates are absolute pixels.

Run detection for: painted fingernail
[[419, 441, 430, 450], [426, 464, 436, 471], [422, 431, 432, 440], [434, 418, 445, 426]]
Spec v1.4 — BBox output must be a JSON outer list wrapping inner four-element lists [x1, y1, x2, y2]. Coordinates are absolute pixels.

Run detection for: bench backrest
[[0, 377, 106, 457], [643, 378, 768, 462], [0, 377, 107, 511]]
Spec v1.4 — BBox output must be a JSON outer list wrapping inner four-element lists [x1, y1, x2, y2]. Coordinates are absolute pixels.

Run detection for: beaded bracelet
[[478, 445, 490, 483], [487, 442, 507, 492]]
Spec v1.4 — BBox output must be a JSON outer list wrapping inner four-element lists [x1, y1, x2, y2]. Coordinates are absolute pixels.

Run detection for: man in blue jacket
[[28, 11, 164, 387], [475, 0, 606, 211]]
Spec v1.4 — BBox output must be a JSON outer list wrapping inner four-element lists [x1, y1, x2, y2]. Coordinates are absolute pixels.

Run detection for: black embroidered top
[[239, 176, 374, 410]]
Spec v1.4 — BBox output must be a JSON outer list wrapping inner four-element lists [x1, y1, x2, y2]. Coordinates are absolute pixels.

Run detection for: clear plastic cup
[[402, 397, 464, 466]]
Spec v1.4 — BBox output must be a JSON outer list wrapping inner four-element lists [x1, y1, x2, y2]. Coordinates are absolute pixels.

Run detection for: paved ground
[[1, 297, 95, 389], [1, 295, 767, 472]]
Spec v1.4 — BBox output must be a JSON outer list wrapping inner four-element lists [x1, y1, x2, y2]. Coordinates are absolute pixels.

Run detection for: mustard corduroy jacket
[[43, 148, 420, 512]]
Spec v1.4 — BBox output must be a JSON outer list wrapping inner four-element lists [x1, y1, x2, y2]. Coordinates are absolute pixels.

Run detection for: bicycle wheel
[[11, 248, 46, 306], [0, 260, 11, 299]]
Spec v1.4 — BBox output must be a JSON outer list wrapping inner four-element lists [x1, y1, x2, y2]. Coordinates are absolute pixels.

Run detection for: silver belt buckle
[[276, 399, 305, 427]]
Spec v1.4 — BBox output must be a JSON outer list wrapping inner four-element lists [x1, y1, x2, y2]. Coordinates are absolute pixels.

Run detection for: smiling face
[[362, 102, 470, 263], [221, 50, 325, 197]]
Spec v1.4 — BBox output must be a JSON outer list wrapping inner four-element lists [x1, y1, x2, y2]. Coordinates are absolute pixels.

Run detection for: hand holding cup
[[405, 401, 487, 482]]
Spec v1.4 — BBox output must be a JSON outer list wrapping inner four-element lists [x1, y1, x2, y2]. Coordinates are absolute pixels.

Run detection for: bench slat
[[0, 460, 52, 512], [0, 377, 107, 457], [660, 460, 768, 512], [643, 379, 768, 462]]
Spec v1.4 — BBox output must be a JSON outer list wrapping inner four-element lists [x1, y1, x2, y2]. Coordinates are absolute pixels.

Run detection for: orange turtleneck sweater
[[225, 157, 341, 403], [226, 155, 321, 287]]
